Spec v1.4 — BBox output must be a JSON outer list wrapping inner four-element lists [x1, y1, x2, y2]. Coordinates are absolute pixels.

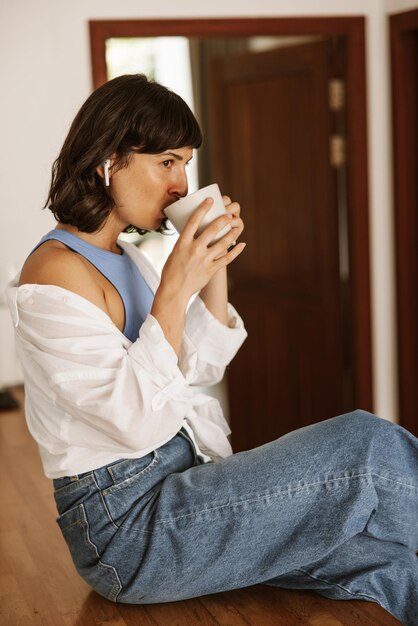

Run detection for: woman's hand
[[197, 195, 245, 325], [160, 197, 246, 301], [152, 195, 245, 354], [220, 194, 244, 251]]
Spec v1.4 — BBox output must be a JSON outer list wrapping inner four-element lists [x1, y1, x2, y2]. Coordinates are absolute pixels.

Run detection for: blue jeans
[[53, 411, 418, 625]]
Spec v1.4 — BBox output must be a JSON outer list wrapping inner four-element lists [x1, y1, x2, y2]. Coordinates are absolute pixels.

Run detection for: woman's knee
[[338, 408, 380, 425], [337, 409, 395, 443]]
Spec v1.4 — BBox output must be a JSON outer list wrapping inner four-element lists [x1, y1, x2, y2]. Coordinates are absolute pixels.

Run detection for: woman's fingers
[[224, 200, 240, 217], [213, 241, 246, 270], [224, 201, 243, 232], [180, 196, 242, 241], [208, 226, 241, 259], [162, 195, 246, 299], [180, 198, 214, 240], [196, 213, 234, 248], [177, 196, 244, 273]]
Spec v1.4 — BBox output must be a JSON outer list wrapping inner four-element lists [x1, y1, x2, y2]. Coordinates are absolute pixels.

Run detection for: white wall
[[1, 0, 417, 420], [385, 0, 418, 12]]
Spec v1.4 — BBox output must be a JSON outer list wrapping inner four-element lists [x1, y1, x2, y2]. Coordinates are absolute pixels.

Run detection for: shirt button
[[28, 298, 34, 305]]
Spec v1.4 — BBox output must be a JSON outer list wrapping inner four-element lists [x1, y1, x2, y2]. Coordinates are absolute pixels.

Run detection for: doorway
[[89, 18, 373, 449]]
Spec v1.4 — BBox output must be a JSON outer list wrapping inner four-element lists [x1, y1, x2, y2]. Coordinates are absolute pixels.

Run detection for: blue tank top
[[31, 229, 154, 342]]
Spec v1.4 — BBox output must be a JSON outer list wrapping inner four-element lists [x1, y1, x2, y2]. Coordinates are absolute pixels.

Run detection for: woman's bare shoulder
[[18, 241, 105, 306]]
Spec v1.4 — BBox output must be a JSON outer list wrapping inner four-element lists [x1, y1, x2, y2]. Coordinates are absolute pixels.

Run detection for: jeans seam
[[80, 503, 122, 602], [92, 472, 119, 531], [372, 474, 418, 491], [293, 567, 392, 611], [152, 473, 376, 525], [108, 471, 416, 534], [152, 470, 417, 526]]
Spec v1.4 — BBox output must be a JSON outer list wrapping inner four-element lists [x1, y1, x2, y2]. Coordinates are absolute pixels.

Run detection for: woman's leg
[[264, 532, 418, 625], [106, 410, 418, 622], [72, 410, 417, 624]]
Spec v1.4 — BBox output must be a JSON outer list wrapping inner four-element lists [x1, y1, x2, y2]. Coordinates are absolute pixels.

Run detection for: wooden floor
[[0, 386, 402, 626]]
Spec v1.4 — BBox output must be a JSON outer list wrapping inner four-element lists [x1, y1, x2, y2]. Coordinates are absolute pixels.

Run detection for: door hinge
[[329, 79, 345, 111], [330, 135, 346, 168]]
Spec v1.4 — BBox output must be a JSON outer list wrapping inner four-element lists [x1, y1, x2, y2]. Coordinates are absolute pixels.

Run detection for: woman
[[7, 74, 417, 624]]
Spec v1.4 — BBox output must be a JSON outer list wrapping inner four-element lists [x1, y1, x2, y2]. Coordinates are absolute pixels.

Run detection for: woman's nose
[[170, 170, 188, 199]]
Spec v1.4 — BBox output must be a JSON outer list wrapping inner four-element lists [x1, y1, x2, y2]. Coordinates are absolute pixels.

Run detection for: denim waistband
[[52, 428, 194, 490], [53, 459, 115, 490]]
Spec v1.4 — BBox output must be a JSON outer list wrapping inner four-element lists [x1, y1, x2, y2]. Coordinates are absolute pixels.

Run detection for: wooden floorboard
[[0, 386, 402, 626]]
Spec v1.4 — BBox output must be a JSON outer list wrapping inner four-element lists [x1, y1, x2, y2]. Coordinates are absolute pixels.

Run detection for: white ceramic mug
[[163, 183, 231, 244]]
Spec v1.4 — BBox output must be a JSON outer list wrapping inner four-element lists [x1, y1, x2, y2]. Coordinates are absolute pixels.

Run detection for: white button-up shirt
[[6, 241, 247, 478]]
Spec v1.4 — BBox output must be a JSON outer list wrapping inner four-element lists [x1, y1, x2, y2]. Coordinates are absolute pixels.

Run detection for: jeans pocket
[[104, 450, 161, 495], [57, 503, 122, 602], [101, 452, 162, 529]]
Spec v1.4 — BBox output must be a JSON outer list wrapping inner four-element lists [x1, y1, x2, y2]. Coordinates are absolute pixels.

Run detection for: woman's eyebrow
[[160, 151, 193, 161]]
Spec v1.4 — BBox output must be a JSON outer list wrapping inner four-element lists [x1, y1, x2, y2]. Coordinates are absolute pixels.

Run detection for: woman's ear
[[103, 159, 111, 186], [96, 159, 112, 186]]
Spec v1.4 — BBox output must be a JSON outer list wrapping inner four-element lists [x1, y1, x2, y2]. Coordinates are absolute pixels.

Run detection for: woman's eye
[[162, 160, 173, 168]]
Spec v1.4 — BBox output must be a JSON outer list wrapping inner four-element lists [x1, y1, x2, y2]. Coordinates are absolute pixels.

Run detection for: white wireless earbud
[[104, 159, 111, 186]]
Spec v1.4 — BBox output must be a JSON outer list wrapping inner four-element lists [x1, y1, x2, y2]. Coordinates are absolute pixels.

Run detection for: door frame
[[89, 17, 373, 411], [390, 9, 418, 435]]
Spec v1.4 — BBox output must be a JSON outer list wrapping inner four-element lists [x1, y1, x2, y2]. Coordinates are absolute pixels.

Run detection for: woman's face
[[109, 146, 193, 231]]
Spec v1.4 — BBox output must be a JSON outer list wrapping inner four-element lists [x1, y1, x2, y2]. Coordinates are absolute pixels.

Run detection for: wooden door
[[210, 41, 350, 451], [390, 9, 418, 436]]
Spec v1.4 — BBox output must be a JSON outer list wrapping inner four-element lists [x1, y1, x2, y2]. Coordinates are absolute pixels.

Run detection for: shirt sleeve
[[121, 243, 248, 386], [178, 295, 248, 386]]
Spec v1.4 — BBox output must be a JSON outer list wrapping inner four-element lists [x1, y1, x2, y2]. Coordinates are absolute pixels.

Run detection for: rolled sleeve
[[185, 296, 247, 366], [128, 314, 183, 386], [128, 314, 189, 410]]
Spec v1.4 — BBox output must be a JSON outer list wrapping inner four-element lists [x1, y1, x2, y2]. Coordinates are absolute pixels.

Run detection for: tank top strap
[[30, 229, 154, 342]]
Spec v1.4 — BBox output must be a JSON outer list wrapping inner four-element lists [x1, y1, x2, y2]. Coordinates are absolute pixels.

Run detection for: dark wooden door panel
[[226, 77, 324, 290], [227, 293, 344, 450], [211, 41, 347, 451], [390, 9, 418, 436]]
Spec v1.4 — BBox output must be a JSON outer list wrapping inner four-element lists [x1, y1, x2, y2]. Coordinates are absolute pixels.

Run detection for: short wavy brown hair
[[45, 74, 202, 233]]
